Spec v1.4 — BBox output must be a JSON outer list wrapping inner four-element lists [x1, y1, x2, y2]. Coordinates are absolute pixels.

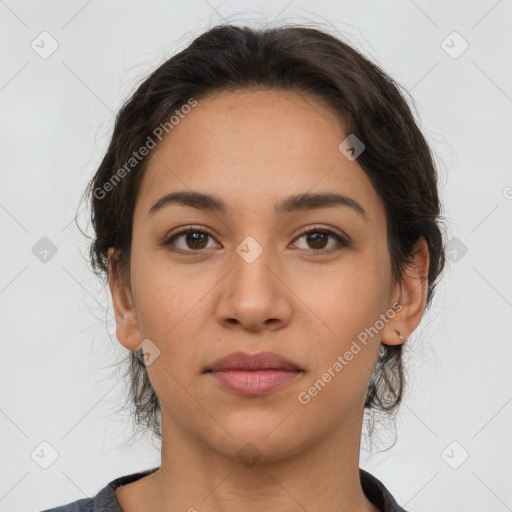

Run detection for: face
[[110, 88, 408, 462]]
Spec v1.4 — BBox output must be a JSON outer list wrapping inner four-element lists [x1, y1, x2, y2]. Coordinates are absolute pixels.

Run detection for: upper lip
[[205, 351, 302, 372]]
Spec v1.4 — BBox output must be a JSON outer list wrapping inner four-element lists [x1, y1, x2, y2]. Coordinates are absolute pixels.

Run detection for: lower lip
[[208, 369, 302, 396]]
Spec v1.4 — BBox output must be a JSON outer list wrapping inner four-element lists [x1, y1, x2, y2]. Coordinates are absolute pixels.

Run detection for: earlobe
[[108, 248, 142, 351], [381, 302, 406, 346], [382, 237, 430, 346]]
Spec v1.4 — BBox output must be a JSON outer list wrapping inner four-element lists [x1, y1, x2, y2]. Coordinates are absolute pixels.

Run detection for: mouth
[[204, 351, 304, 396], [205, 350, 302, 372], [207, 369, 303, 396]]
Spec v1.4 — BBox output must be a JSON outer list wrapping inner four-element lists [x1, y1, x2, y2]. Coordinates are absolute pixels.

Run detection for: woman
[[42, 23, 445, 512]]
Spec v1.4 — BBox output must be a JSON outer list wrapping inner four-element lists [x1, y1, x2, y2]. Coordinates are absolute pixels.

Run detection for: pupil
[[188, 232, 207, 249], [308, 233, 326, 249]]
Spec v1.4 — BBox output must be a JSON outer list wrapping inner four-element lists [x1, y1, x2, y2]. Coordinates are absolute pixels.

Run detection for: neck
[[124, 400, 379, 512]]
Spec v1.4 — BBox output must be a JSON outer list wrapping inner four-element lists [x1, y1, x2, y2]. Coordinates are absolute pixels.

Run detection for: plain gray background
[[1, 1, 511, 511]]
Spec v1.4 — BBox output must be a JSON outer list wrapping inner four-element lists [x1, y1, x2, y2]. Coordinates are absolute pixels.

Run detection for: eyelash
[[161, 225, 350, 256]]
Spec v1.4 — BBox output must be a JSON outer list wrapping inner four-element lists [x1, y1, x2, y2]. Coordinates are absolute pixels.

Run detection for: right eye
[[162, 228, 220, 255]]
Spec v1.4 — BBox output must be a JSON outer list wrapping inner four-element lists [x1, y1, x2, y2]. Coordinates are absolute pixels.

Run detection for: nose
[[215, 241, 293, 332]]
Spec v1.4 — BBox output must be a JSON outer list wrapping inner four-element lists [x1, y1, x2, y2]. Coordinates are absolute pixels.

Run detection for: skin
[[108, 88, 429, 512]]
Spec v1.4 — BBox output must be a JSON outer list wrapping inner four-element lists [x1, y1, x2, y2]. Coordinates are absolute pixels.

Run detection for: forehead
[[135, 88, 384, 222]]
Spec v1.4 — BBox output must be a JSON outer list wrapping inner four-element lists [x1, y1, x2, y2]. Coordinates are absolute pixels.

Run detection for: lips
[[205, 351, 302, 372], [205, 351, 303, 396]]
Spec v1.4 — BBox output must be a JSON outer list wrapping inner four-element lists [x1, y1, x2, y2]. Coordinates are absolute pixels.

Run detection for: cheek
[[311, 255, 390, 340], [299, 255, 389, 397], [131, 267, 219, 437], [296, 349, 376, 432], [133, 268, 212, 404], [131, 248, 211, 337], [296, 280, 385, 420]]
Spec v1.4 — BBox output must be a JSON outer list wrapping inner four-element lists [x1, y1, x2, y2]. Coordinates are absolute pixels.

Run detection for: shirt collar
[[93, 466, 408, 512]]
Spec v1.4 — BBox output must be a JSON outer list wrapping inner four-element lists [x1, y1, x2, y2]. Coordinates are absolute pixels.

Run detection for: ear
[[382, 237, 430, 346], [108, 248, 142, 351]]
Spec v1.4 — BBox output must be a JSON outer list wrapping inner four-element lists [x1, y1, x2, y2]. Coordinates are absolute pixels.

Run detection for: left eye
[[293, 228, 349, 252], [162, 227, 349, 255]]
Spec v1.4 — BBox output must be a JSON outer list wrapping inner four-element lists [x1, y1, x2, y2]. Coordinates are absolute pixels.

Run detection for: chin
[[204, 413, 311, 463]]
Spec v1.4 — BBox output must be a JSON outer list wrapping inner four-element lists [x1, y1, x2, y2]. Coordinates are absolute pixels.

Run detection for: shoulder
[[359, 468, 409, 512], [38, 467, 159, 512], [39, 497, 93, 511]]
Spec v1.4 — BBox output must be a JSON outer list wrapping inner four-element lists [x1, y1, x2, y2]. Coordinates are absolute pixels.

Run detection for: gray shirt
[[40, 467, 409, 512]]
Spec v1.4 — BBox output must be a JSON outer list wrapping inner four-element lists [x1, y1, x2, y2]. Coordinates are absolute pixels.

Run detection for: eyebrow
[[148, 190, 367, 219]]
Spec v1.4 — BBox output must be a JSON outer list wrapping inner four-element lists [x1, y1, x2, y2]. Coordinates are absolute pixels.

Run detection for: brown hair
[[78, 23, 446, 444]]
